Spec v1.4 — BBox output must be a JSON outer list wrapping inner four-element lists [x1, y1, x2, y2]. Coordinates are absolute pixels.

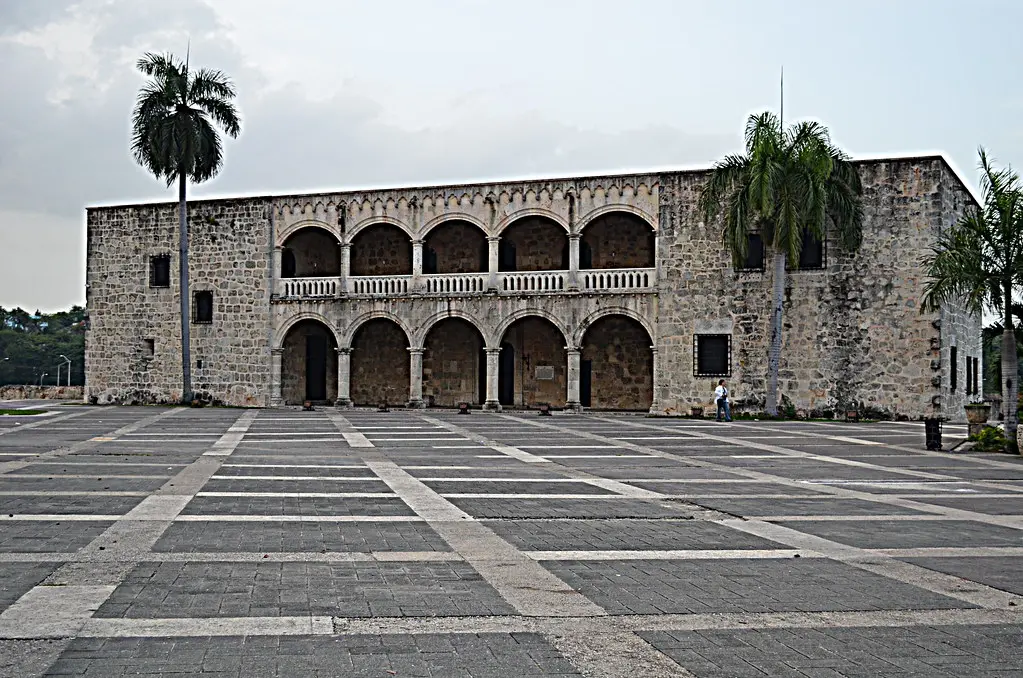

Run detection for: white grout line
[[195, 491, 396, 498], [327, 412, 376, 447], [173, 515, 425, 522], [208, 475, 384, 481], [524, 549, 815, 560]]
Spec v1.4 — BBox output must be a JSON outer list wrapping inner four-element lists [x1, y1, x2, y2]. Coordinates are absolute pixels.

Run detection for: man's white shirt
[[714, 385, 727, 403]]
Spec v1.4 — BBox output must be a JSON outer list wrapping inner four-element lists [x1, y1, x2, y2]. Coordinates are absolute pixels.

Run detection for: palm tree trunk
[[178, 174, 192, 403], [766, 251, 785, 416], [1003, 285, 1019, 452]]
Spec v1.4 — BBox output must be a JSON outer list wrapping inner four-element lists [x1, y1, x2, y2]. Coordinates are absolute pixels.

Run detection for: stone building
[[84, 155, 982, 420]]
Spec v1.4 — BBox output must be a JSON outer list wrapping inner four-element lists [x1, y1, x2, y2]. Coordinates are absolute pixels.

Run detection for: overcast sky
[[1, 0, 1020, 312]]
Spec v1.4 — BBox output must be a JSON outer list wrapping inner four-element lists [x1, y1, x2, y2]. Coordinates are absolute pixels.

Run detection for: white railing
[[350, 275, 412, 296], [278, 277, 340, 298], [581, 268, 656, 292], [424, 273, 489, 295], [499, 270, 568, 293]]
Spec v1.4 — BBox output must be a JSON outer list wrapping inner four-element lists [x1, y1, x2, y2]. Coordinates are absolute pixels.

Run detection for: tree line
[[0, 306, 85, 386]]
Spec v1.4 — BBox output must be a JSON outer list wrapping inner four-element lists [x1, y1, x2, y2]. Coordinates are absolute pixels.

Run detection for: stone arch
[[572, 307, 654, 347], [349, 317, 411, 406], [349, 221, 413, 276], [340, 311, 413, 348], [492, 309, 570, 349], [274, 312, 341, 350], [575, 205, 657, 234], [281, 224, 342, 278], [420, 214, 489, 240], [413, 310, 488, 349], [578, 208, 657, 270], [421, 217, 489, 274], [421, 316, 488, 407], [494, 209, 569, 236], [277, 219, 340, 247], [578, 312, 654, 411], [278, 317, 339, 405], [494, 313, 571, 408], [346, 216, 415, 242]]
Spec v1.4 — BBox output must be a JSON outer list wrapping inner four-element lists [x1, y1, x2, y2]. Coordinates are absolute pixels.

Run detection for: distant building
[[85, 155, 981, 420]]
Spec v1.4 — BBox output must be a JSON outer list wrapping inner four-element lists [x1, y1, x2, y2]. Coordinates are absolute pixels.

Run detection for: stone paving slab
[[0, 495, 146, 515], [0, 563, 62, 613], [0, 477, 166, 492], [424, 481, 617, 496], [153, 521, 452, 553], [691, 497, 934, 517], [0, 521, 113, 552], [216, 465, 379, 478], [484, 520, 786, 551], [774, 519, 1023, 549], [447, 497, 700, 519], [95, 561, 517, 618], [201, 478, 391, 494], [626, 481, 830, 496], [180, 496, 417, 517], [541, 558, 974, 615], [907, 496, 1023, 515], [640, 624, 1023, 677], [903, 556, 1023, 596]]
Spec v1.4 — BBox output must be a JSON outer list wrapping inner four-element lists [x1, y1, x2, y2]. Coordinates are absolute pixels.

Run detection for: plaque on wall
[[535, 366, 555, 380]]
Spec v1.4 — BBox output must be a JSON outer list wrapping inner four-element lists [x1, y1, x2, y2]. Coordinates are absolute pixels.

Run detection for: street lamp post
[[58, 355, 72, 387], [39, 372, 48, 386]]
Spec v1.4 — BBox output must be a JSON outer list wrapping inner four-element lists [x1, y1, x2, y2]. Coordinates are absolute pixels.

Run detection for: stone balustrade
[[582, 268, 656, 292], [277, 277, 340, 298], [350, 275, 412, 296], [423, 273, 489, 295], [499, 270, 568, 293]]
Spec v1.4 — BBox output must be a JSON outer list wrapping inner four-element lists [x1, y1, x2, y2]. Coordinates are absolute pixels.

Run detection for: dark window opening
[[742, 234, 765, 270], [972, 357, 980, 395], [498, 240, 517, 272], [193, 291, 214, 324], [580, 241, 593, 269], [281, 249, 296, 278], [143, 338, 155, 359], [966, 354, 973, 395], [423, 247, 438, 275], [950, 346, 958, 392], [560, 244, 569, 270], [694, 334, 731, 377], [149, 255, 171, 288], [792, 228, 825, 270]]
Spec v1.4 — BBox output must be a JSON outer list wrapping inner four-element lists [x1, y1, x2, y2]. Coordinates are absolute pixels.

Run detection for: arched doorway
[[497, 316, 567, 408], [422, 318, 486, 407], [281, 227, 341, 278], [281, 319, 338, 404], [580, 212, 655, 269], [498, 216, 568, 272], [423, 220, 487, 273], [580, 315, 653, 410], [350, 319, 410, 406], [350, 224, 413, 276]]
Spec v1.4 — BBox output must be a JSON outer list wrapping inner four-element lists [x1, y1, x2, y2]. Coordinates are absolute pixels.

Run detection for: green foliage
[[0, 410, 47, 416], [968, 425, 1008, 452], [780, 394, 797, 419], [0, 306, 85, 386]]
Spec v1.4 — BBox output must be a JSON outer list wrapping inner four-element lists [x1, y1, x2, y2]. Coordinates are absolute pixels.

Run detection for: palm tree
[[698, 112, 864, 416], [923, 148, 1023, 451], [131, 52, 241, 403]]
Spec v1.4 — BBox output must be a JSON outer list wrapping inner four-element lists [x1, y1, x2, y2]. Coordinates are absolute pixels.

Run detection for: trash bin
[[924, 417, 942, 450]]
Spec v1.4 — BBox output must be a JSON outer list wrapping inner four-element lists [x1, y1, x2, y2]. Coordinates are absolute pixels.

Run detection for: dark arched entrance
[[281, 319, 338, 404], [580, 315, 652, 410], [497, 316, 567, 408], [423, 318, 486, 407], [350, 319, 410, 406]]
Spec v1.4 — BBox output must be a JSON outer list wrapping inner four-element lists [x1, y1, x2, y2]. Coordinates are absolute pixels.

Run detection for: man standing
[[714, 379, 732, 422]]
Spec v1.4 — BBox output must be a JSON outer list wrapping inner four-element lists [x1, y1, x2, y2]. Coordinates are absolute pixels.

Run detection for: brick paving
[[0, 404, 1019, 676]]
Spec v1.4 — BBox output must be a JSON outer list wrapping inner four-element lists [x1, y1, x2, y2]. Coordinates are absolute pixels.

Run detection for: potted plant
[[964, 398, 991, 425]]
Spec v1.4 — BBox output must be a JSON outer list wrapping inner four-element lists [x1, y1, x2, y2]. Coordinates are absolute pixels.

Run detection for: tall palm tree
[[698, 112, 863, 416], [923, 148, 1023, 451], [131, 52, 241, 403]]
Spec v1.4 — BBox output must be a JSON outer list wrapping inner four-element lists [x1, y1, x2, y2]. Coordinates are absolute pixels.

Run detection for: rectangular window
[[143, 338, 155, 359], [694, 334, 731, 377], [966, 354, 973, 395], [193, 291, 214, 324], [149, 255, 170, 287], [950, 346, 957, 392], [792, 228, 825, 270], [741, 234, 765, 270], [973, 356, 980, 395]]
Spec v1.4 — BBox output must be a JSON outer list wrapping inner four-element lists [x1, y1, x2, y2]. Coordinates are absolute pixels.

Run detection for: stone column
[[483, 347, 502, 410], [565, 345, 582, 411], [339, 242, 351, 294], [487, 236, 500, 292], [272, 247, 283, 295], [269, 348, 284, 407], [568, 233, 581, 291], [335, 347, 352, 408], [411, 239, 424, 294], [407, 347, 425, 409], [648, 345, 661, 415]]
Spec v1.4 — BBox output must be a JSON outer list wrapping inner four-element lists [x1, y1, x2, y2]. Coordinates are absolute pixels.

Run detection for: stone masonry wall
[[350, 225, 412, 276], [501, 317, 567, 407], [423, 319, 484, 406], [500, 217, 568, 271], [350, 319, 410, 405], [86, 199, 272, 406], [582, 316, 653, 410], [582, 213, 655, 269], [425, 220, 487, 273], [284, 228, 341, 277]]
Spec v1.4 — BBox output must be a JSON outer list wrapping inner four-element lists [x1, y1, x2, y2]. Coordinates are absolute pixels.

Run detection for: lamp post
[[39, 372, 48, 386], [58, 355, 71, 387]]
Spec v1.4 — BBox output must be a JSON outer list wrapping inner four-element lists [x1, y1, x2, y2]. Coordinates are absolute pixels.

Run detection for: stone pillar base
[[406, 399, 426, 410], [269, 397, 284, 408], [968, 422, 987, 438], [565, 401, 582, 413], [334, 398, 353, 409], [483, 400, 502, 412]]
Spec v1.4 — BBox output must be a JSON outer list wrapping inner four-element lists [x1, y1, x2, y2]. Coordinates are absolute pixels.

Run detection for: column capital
[[485, 347, 502, 355], [412, 239, 425, 247], [408, 347, 425, 355], [336, 347, 352, 356], [271, 348, 284, 356], [564, 345, 582, 354], [649, 345, 658, 354], [339, 241, 351, 249], [568, 232, 582, 241], [274, 244, 284, 251], [487, 235, 501, 243]]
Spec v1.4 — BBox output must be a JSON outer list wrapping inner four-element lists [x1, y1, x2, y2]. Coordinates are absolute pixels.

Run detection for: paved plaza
[[0, 403, 1020, 677]]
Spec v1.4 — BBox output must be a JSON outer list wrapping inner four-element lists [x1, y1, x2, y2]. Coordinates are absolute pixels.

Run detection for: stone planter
[[691, 406, 704, 418], [965, 404, 991, 424]]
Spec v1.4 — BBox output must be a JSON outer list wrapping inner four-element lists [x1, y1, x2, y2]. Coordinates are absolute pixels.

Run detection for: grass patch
[[0, 409, 48, 416]]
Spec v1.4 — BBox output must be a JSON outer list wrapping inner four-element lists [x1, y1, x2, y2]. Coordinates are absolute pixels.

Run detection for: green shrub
[[969, 426, 1008, 452]]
